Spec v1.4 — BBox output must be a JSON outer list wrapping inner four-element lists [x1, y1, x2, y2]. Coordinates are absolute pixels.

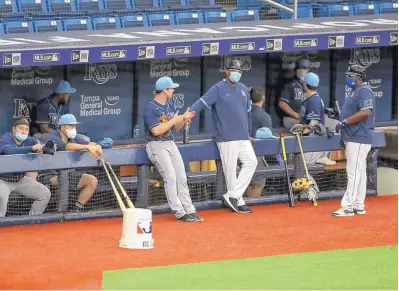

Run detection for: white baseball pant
[[217, 140, 257, 206], [341, 141, 371, 211]]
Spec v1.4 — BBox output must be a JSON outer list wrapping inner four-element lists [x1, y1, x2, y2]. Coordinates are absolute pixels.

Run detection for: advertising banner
[[136, 57, 201, 137], [0, 65, 63, 134], [202, 54, 266, 134], [334, 47, 393, 122], [67, 62, 134, 141]]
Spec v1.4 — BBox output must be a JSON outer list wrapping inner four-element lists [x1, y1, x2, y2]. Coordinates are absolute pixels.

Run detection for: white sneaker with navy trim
[[354, 209, 366, 215], [332, 208, 354, 217]]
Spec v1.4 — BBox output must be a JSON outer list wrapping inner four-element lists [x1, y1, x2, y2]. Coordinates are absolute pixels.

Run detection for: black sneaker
[[177, 214, 197, 222], [189, 213, 204, 222], [222, 194, 239, 212], [238, 205, 252, 213]]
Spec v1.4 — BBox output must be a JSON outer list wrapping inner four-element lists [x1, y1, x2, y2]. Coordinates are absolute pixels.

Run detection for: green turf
[[103, 245, 398, 290]]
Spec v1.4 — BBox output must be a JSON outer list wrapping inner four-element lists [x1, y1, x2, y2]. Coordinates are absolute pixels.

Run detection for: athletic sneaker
[[177, 214, 197, 222], [238, 205, 252, 213], [189, 213, 204, 222], [354, 209, 366, 215], [222, 194, 239, 212], [332, 208, 354, 217]]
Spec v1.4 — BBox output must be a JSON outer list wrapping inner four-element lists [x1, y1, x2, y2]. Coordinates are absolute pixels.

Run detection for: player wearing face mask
[[189, 60, 257, 213], [43, 114, 102, 213], [0, 117, 51, 217], [279, 58, 311, 129]]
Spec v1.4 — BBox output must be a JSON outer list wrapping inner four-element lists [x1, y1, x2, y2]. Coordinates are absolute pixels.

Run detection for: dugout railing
[[0, 131, 386, 226]]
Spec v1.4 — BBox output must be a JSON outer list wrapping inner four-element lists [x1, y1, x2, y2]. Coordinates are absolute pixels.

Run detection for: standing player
[[279, 58, 310, 129], [34, 80, 90, 142], [299, 72, 335, 166], [189, 60, 257, 213], [0, 117, 51, 217], [332, 65, 374, 217], [144, 76, 203, 223]]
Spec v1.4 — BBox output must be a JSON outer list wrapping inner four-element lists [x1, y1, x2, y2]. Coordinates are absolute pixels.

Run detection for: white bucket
[[119, 208, 154, 249]]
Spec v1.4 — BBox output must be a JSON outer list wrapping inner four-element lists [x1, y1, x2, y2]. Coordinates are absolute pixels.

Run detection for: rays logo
[[84, 64, 118, 85], [13, 99, 31, 119], [349, 48, 380, 68], [49, 113, 60, 126], [221, 55, 251, 71], [137, 221, 152, 234]]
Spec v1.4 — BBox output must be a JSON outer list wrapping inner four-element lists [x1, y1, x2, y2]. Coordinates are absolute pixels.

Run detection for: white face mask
[[66, 128, 77, 139]]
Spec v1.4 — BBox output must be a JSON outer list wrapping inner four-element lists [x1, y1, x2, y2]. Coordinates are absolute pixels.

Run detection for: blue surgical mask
[[15, 133, 28, 142], [345, 76, 355, 88], [229, 71, 242, 83]]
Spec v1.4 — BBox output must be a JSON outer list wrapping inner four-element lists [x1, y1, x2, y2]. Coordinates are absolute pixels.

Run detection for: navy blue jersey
[[300, 93, 325, 125], [250, 105, 272, 138], [36, 94, 70, 130], [144, 100, 175, 141], [44, 130, 89, 151], [280, 78, 306, 114], [340, 83, 375, 144], [0, 133, 37, 182], [193, 80, 251, 142]]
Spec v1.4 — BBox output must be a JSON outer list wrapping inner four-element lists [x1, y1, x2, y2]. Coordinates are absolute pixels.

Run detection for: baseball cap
[[301, 72, 320, 87], [58, 114, 81, 126], [13, 116, 30, 127], [255, 127, 278, 139], [155, 77, 179, 91], [55, 80, 76, 94]]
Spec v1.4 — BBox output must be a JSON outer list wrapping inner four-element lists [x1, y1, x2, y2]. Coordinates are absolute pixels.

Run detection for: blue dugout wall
[[0, 46, 397, 141]]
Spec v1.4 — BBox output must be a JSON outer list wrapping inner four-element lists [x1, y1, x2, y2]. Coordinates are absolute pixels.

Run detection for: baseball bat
[[107, 162, 135, 209], [101, 157, 126, 211], [280, 135, 295, 207], [183, 122, 190, 144], [335, 100, 341, 117], [295, 134, 317, 207]]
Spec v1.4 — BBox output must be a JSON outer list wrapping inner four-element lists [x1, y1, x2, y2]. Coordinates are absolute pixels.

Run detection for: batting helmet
[[226, 59, 243, 71], [345, 64, 367, 81], [295, 58, 311, 70]]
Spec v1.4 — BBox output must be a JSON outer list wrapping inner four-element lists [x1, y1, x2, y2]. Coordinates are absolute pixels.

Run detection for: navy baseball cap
[[58, 114, 81, 125], [155, 77, 179, 91], [55, 80, 76, 94], [301, 72, 320, 87]]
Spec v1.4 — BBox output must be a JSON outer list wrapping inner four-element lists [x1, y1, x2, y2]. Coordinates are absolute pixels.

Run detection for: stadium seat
[[4, 21, 34, 34], [47, 0, 77, 12], [103, 0, 133, 9], [175, 12, 204, 24], [132, 0, 160, 10], [230, 9, 260, 21], [148, 13, 176, 26], [378, 2, 398, 14], [160, 0, 194, 12], [33, 19, 63, 32], [77, 0, 105, 11], [318, 4, 353, 17], [0, 0, 17, 13], [353, 3, 376, 15], [91, 16, 121, 29], [120, 15, 149, 27], [17, 0, 48, 13], [187, 0, 223, 11], [62, 18, 92, 31], [203, 11, 230, 23]]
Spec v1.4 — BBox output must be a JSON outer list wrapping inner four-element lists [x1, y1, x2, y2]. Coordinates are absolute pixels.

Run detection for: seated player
[[43, 114, 102, 213], [300, 72, 336, 166], [0, 117, 51, 217], [34, 80, 90, 142]]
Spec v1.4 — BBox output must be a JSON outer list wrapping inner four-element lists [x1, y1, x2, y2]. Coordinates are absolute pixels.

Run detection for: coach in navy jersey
[[35, 80, 90, 142], [332, 65, 375, 217], [279, 58, 310, 129], [0, 117, 51, 217], [190, 59, 257, 213]]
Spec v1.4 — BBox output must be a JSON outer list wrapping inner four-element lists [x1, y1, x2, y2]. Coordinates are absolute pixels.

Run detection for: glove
[[43, 139, 56, 155], [289, 124, 312, 136], [313, 124, 328, 136], [335, 120, 347, 133], [98, 137, 114, 149]]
